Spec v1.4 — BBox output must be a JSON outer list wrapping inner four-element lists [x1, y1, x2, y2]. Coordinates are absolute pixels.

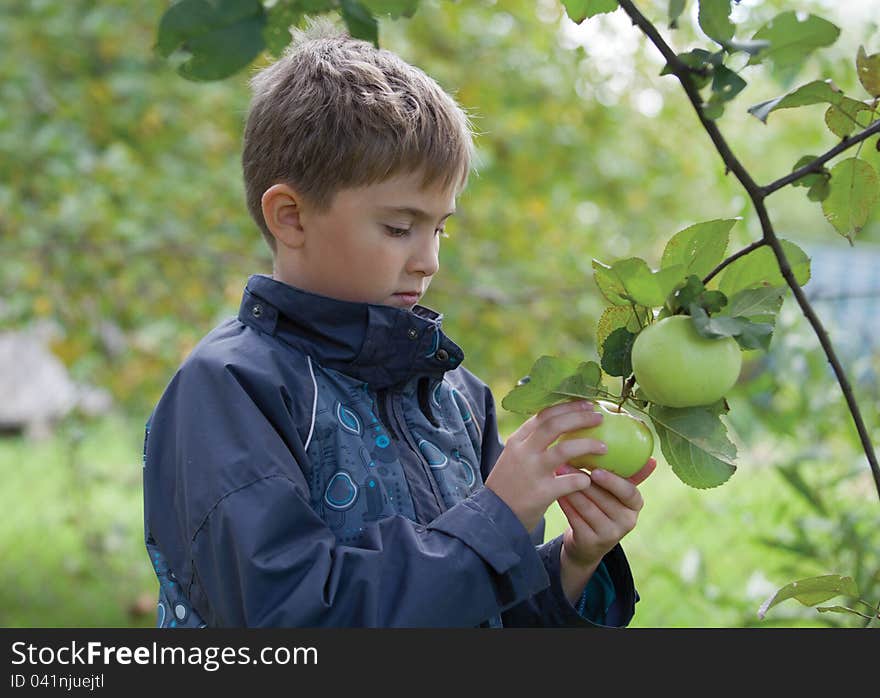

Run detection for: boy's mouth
[[391, 291, 422, 306]]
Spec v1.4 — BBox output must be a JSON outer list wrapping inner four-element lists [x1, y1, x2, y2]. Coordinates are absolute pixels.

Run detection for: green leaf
[[612, 258, 688, 308], [857, 45, 880, 98], [698, 0, 734, 44], [689, 305, 774, 350], [722, 285, 785, 320], [661, 218, 735, 279], [702, 99, 725, 120], [263, 2, 304, 57], [561, 0, 618, 24], [747, 79, 843, 124], [601, 327, 637, 378], [671, 275, 726, 315], [807, 177, 831, 202], [724, 38, 770, 56], [500, 356, 605, 415], [296, 0, 340, 10], [814, 605, 856, 616], [718, 240, 811, 298], [156, 0, 267, 81], [789, 155, 828, 189], [593, 259, 631, 306], [596, 305, 646, 354], [668, 0, 688, 29], [710, 64, 746, 103], [660, 49, 715, 90], [747, 12, 841, 81], [661, 49, 721, 74], [360, 0, 419, 18], [824, 97, 874, 139], [788, 155, 833, 202], [821, 157, 880, 241], [733, 320, 775, 350], [757, 575, 859, 619], [648, 404, 737, 489], [688, 304, 744, 337], [340, 0, 378, 45]]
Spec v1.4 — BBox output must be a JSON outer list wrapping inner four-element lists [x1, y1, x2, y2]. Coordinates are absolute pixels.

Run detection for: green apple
[[631, 314, 742, 408], [558, 400, 654, 478]]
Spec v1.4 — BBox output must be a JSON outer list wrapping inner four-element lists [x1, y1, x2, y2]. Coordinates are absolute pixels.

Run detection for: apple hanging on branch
[[501, 218, 810, 489], [631, 314, 742, 408]]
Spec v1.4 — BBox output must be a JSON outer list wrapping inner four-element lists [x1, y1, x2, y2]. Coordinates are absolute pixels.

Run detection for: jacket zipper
[[382, 388, 448, 516]]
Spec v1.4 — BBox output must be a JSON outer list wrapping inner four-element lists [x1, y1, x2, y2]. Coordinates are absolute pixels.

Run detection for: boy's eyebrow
[[378, 205, 456, 220]]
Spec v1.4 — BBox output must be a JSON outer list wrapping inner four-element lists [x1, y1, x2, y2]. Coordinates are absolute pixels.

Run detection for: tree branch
[[762, 119, 880, 196], [616, 0, 880, 500], [702, 239, 767, 286]]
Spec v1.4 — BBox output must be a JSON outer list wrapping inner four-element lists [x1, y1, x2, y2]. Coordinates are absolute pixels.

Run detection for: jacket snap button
[[435, 348, 449, 361], [407, 328, 418, 340], [252, 304, 263, 318]]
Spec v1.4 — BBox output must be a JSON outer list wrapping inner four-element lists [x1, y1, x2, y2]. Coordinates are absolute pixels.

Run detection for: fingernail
[[597, 442, 608, 453], [581, 400, 595, 409]]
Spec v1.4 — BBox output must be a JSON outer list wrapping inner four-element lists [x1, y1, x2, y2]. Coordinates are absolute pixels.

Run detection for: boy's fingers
[[589, 469, 644, 512], [579, 481, 631, 522], [506, 413, 538, 445], [508, 399, 592, 445], [557, 495, 596, 535], [562, 488, 615, 536], [551, 471, 592, 499], [544, 437, 606, 469], [528, 406, 602, 451], [537, 399, 595, 420]]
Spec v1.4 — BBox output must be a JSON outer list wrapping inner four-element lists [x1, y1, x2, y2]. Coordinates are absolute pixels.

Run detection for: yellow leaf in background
[[139, 106, 164, 136], [87, 80, 111, 105], [33, 296, 52, 317], [98, 36, 120, 62]]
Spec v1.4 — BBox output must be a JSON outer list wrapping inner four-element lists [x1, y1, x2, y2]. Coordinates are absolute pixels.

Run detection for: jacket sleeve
[[144, 355, 554, 627], [474, 382, 639, 627]]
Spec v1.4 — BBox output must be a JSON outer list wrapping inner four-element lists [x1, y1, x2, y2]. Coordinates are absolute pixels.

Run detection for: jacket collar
[[238, 274, 464, 389]]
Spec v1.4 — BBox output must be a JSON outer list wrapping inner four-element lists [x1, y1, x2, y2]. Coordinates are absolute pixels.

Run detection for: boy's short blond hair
[[242, 17, 477, 251]]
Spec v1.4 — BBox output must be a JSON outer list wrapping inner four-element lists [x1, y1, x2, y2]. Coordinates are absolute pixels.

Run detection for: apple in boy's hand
[[631, 314, 742, 408], [558, 400, 654, 478]]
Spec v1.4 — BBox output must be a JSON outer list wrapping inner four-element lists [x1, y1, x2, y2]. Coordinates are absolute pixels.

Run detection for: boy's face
[[273, 170, 457, 310]]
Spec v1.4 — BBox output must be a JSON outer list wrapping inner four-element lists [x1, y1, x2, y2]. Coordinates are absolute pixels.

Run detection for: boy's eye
[[384, 225, 449, 238], [385, 226, 411, 237]]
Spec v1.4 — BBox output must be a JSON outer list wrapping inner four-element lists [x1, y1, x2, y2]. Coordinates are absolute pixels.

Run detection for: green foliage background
[[2, 0, 879, 627]]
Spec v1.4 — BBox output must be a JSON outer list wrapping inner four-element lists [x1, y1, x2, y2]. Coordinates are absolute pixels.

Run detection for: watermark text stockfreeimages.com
[[10, 640, 318, 673]]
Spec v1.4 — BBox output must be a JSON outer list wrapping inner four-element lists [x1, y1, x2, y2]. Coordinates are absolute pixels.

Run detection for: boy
[[142, 18, 655, 628]]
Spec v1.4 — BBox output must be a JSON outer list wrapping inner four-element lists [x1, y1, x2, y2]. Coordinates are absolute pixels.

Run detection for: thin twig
[[702, 239, 767, 285], [763, 119, 880, 196]]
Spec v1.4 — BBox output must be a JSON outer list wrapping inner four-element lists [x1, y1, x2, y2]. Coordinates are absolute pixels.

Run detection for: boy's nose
[[408, 239, 440, 277]]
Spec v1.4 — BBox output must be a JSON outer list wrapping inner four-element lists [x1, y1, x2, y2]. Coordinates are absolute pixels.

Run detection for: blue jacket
[[142, 274, 639, 627]]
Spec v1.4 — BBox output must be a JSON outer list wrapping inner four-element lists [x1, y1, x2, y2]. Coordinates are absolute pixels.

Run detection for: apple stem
[[621, 375, 636, 402]]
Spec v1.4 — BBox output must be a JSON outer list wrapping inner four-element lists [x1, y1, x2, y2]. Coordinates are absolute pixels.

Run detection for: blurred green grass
[[0, 415, 157, 628], [0, 412, 866, 628]]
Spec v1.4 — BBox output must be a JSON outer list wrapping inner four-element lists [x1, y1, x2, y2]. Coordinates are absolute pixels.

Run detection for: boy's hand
[[556, 458, 656, 604], [484, 400, 607, 534]]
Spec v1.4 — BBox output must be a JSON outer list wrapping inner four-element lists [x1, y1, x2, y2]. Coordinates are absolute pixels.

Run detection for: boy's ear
[[261, 183, 306, 249]]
